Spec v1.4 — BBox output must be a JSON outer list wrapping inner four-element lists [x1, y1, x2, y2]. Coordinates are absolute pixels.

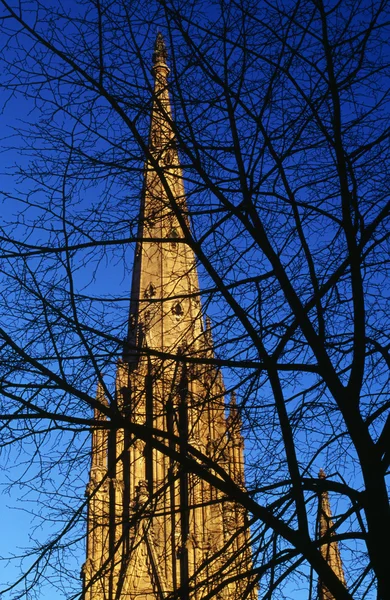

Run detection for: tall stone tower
[[317, 469, 347, 600], [82, 33, 257, 600]]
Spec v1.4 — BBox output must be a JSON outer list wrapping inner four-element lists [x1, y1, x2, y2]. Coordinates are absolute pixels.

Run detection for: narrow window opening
[[172, 302, 184, 317], [170, 228, 179, 248], [145, 283, 156, 298], [164, 148, 174, 166]]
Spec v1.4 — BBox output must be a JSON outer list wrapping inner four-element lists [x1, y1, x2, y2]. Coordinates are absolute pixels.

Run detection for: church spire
[[317, 469, 347, 600], [84, 34, 257, 600], [126, 32, 203, 366]]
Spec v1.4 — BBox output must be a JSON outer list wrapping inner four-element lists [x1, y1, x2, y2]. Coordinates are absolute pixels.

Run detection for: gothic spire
[[84, 34, 257, 600], [126, 33, 203, 366], [317, 469, 347, 600]]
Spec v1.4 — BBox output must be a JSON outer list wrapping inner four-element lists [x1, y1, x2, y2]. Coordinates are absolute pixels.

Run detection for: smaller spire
[[91, 379, 109, 471], [204, 315, 213, 346], [317, 468, 347, 600], [227, 391, 243, 440], [227, 391, 245, 487], [95, 379, 108, 419]]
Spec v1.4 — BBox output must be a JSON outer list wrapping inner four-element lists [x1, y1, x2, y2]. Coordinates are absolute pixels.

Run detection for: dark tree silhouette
[[0, 0, 389, 598]]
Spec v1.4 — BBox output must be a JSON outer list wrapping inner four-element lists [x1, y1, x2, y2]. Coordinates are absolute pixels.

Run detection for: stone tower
[[317, 469, 347, 600], [82, 33, 257, 600]]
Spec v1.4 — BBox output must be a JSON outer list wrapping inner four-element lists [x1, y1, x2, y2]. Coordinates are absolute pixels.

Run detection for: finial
[[204, 315, 214, 349], [229, 391, 239, 419], [319, 468, 326, 479], [227, 391, 243, 446], [152, 32, 168, 69], [95, 378, 108, 418]]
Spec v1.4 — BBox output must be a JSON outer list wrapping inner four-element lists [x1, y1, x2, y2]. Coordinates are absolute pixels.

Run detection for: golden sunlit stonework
[[82, 34, 257, 600], [82, 34, 348, 600]]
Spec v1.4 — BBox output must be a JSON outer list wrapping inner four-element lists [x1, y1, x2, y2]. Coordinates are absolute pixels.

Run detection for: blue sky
[[0, 1, 385, 598]]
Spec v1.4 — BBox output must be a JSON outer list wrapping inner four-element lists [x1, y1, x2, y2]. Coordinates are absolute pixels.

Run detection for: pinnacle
[[229, 391, 240, 420], [319, 468, 327, 479], [96, 379, 108, 406], [94, 380, 108, 421], [205, 315, 213, 341]]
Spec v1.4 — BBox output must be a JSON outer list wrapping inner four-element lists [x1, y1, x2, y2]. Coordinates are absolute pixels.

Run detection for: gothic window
[[144, 283, 156, 298], [169, 227, 179, 248], [163, 148, 174, 166], [172, 302, 183, 317]]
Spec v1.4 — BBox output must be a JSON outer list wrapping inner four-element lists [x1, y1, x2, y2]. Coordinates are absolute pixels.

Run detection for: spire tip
[[153, 31, 168, 67]]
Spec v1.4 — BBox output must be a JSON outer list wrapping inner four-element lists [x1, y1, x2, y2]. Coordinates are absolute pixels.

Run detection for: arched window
[[163, 148, 174, 166], [169, 227, 179, 248], [145, 283, 156, 298], [172, 302, 183, 317]]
